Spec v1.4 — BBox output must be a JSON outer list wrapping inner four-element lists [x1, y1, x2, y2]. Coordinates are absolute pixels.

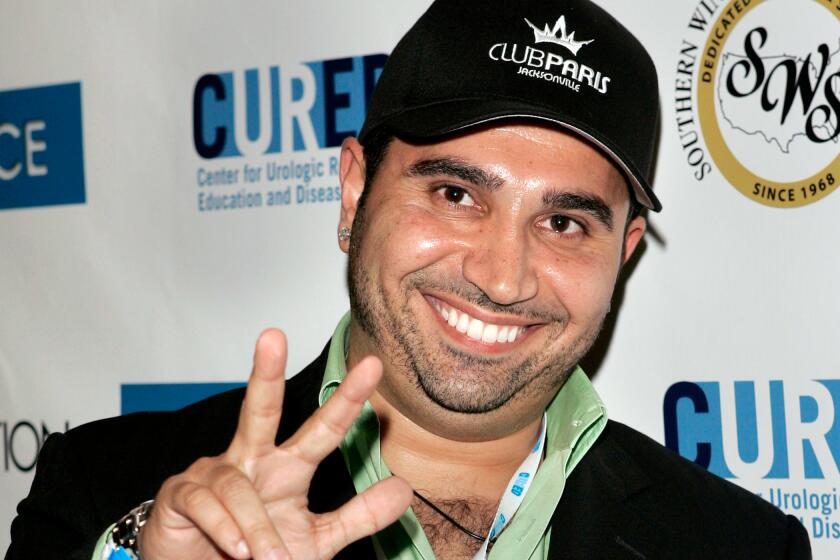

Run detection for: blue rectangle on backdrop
[[121, 382, 246, 415], [0, 82, 86, 210]]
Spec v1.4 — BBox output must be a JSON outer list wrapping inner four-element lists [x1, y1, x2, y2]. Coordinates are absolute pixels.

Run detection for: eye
[[436, 185, 477, 208], [540, 214, 585, 236]]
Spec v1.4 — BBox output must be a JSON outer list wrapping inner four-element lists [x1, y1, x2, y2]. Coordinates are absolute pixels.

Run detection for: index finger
[[228, 328, 288, 462]]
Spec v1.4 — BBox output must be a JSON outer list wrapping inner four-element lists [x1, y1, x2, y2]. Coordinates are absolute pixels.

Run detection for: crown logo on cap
[[524, 16, 594, 55]]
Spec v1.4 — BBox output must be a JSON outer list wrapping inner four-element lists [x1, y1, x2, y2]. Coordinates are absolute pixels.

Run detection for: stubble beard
[[347, 206, 606, 415]]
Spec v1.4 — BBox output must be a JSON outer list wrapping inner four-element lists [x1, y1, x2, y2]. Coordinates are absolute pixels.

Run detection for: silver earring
[[338, 226, 352, 241]]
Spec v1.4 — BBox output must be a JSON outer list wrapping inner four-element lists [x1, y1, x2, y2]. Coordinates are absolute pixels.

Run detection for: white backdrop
[[2, 0, 838, 557]]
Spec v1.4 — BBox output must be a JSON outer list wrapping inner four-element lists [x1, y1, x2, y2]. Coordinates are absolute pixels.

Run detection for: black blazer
[[7, 344, 811, 559]]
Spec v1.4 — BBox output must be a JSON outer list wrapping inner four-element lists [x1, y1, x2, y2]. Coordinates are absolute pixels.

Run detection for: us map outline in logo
[[675, 0, 840, 208]]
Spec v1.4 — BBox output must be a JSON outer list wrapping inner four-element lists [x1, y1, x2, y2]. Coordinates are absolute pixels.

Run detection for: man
[[7, 1, 811, 559]]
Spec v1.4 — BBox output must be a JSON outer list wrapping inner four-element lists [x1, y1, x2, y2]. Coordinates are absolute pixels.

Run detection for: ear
[[621, 215, 646, 265], [338, 137, 366, 253]]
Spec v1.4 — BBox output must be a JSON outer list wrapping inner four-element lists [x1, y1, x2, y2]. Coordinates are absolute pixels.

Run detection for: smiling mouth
[[425, 295, 538, 345]]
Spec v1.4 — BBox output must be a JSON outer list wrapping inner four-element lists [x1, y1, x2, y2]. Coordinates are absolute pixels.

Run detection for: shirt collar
[[318, 311, 353, 406]]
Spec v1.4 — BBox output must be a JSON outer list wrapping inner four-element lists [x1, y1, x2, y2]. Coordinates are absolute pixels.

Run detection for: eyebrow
[[406, 157, 505, 192], [542, 190, 614, 231]]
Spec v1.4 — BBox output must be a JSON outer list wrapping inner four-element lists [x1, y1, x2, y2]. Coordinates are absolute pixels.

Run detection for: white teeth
[[456, 313, 470, 333], [448, 309, 458, 327], [467, 318, 484, 340], [507, 326, 519, 343], [482, 324, 498, 343], [432, 298, 528, 344]]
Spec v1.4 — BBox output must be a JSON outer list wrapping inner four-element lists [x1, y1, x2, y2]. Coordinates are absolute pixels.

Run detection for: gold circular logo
[[696, 0, 840, 208]]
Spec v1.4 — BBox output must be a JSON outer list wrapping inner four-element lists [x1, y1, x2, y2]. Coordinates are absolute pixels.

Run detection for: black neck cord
[[411, 489, 487, 542]]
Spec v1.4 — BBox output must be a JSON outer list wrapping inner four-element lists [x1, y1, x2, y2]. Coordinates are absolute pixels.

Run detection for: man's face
[[339, 123, 645, 439]]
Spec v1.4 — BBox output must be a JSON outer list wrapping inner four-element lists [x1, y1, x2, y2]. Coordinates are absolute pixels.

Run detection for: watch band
[[107, 499, 154, 559]]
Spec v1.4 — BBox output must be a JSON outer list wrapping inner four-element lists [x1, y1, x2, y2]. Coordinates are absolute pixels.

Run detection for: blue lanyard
[[473, 413, 547, 559]]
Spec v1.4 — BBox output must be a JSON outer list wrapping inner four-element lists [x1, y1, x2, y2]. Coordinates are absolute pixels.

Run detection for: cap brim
[[364, 98, 661, 212]]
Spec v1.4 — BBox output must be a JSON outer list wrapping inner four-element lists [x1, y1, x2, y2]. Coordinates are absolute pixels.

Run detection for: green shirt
[[92, 312, 607, 560], [319, 312, 607, 559]]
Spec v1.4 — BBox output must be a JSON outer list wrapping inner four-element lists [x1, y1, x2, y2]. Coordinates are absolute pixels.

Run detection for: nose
[[462, 224, 539, 305]]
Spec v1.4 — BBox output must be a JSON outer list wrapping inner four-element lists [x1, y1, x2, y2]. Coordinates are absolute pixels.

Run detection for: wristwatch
[[110, 499, 154, 559]]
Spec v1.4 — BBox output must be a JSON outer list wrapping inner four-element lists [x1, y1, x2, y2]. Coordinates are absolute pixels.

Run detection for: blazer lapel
[[548, 422, 667, 559]]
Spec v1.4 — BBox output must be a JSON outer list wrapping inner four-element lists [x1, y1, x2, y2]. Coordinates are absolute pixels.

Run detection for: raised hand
[[138, 329, 413, 560]]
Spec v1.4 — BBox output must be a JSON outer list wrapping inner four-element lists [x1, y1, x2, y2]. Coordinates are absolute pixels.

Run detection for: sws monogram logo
[[675, 0, 840, 207]]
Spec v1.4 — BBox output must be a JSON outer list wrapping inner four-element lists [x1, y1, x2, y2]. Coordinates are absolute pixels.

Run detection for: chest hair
[[412, 495, 499, 560]]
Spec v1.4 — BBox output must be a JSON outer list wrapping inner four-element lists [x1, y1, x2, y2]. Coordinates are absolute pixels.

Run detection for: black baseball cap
[[359, 0, 662, 212]]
